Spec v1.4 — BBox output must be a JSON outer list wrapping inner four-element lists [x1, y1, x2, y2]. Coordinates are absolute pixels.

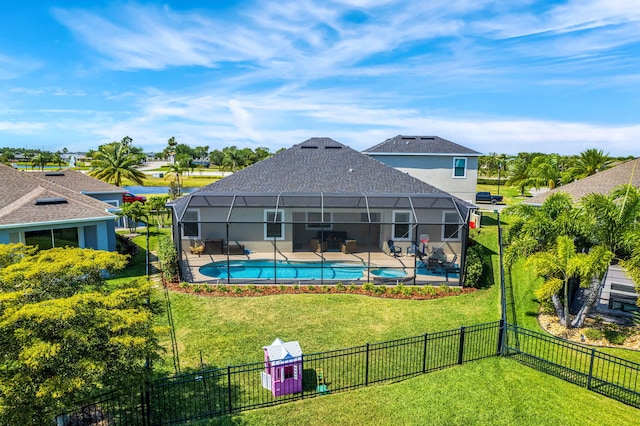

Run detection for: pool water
[[370, 268, 406, 278], [199, 260, 366, 280]]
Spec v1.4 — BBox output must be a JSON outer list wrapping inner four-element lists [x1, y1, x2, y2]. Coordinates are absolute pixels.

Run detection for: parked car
[[122, 192, 147, 203], [475, 191, 503, 204]]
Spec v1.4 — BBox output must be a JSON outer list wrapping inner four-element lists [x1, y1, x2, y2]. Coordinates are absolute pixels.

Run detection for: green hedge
[[463, 244, 484, 288], [157, 235, 179, 282]]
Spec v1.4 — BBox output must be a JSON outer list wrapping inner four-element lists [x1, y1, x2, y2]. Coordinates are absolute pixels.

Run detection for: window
[[392, 211, 412, 240], [25, 227, 79, 249], [182, 210, 200, 238], [306, 212, 332, 230], [264, 210, 284, 240], [284, 365, 295, 379], [442, 211, 461, 240], [453, 157, 467, 178]]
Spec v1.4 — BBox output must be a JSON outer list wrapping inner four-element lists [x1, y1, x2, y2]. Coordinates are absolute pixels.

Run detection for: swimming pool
[[199, 260, 366, 280]]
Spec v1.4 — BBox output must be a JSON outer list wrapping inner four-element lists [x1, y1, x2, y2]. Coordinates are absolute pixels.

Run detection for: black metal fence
[[61, 321, 501, 425], [505, 323, 640, 408]]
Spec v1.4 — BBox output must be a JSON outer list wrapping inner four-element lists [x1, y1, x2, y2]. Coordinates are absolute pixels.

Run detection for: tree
[[0, 245, 160, 423], [527, 236, 612, 328], [567, 148, 613, 181], [88, 137, 146, 186], [52, 151, 64, 170], [165, 162, 186, 196], [30, 151, 51, 170], [145, 195, 170, 228], [118, 201, 148, 233], [506, 153, 539, 196], [579, 185, 640, 257]]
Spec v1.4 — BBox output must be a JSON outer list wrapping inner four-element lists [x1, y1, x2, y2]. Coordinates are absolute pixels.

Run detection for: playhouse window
[[284, 365, 295, 379]]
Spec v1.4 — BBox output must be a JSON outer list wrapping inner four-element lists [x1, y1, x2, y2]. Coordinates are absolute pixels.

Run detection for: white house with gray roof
[[363, 135, 481, 202], [169, 138, 475, 284]]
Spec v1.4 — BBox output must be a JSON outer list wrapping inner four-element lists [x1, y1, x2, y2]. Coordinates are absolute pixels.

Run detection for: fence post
[[227, 366, 232, 414], [301, 355, 305, 399], [497, 319, 505, 356], [422, 333, 428, 373], [587, 348, 596, 390], [458, 326, 466, 365], [365, 343, 370, 386]]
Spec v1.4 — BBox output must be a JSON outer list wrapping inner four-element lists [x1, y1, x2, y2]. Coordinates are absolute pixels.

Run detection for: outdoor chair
[[387, 240, 402, 257], [341, 239, 357, 254], [190, 241, 205, 256], [442, 254, 458, 270]]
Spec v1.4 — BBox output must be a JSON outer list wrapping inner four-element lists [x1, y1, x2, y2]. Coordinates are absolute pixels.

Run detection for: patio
[[179, 248, 460, 285]]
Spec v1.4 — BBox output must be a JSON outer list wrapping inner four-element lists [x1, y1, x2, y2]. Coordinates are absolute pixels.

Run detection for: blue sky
[[1, 1, 639, 156]]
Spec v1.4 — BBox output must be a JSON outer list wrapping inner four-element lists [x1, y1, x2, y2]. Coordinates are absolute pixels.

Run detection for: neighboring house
[[525, 157, 640, 205], [32, 169, 126, 207], [363, 135, 481, 202], [32, 169, 127, 228], [0, 164, 118, 251], [169, 138, 475, 283]]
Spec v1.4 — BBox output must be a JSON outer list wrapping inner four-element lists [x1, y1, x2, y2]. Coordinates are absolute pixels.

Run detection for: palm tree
[[31, 152, 51, 170], [52, 152, 65, 170], [531, 154, 562, 190], [88, 139, 146, 186], [528, 236, 612, 328], [165, 162, 186, 196], [506, 154, 537, 196], [567, 148, 613, 181]]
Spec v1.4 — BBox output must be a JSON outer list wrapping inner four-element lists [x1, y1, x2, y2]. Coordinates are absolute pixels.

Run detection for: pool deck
[[179, 249, 459, 285]]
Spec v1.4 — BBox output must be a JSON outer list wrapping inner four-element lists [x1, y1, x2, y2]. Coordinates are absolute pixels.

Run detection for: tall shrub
[[464, 244, 484, 288], [158, 235, 179, 282]]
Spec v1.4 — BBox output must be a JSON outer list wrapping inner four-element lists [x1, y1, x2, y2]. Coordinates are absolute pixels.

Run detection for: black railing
[[61, 322, 500, 425]]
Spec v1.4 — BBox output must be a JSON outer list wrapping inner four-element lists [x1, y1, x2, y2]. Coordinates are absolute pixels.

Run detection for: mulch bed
[[164, 280, 477, 300]]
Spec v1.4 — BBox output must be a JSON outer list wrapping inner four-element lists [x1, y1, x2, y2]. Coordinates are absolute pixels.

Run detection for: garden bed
[[165, 280, 476, 300]]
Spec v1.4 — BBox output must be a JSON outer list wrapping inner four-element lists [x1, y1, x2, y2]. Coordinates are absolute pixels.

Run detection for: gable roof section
[[169, 138, 476, 221], [31, 169, 125, 195], [263, 338, 303, 364], [200, 138, 451, 193], [0, 164, 116, 228], [363, 135, 481, 156], [526, 158, 640, 205]]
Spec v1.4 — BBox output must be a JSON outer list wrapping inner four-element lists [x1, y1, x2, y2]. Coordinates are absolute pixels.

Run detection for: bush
[[158, 235, 179, 283], [348, 283, 359, 291], [335, 282, 345, 291], [604, 329, 626, 345], [216, 284, 229, 293], [422, 285, 437, 296], [362, 282, 375, 292], [116, 234, 138, 258], [584, 328, 602, 340], [463, 244, 484, 288]]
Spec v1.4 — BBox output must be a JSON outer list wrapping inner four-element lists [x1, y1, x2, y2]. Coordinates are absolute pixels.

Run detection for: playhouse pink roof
[[264, 338, 302, 363]]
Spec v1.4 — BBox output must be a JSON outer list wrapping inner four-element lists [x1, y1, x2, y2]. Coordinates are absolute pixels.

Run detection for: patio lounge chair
[[341, 239, 357, 254], [387, 240, 402, 257]]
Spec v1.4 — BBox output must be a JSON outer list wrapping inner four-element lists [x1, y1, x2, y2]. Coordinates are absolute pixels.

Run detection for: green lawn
[[195, 357, 638, 426]]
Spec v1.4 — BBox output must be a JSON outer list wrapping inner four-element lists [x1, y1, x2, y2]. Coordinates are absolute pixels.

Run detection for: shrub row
[[169, 281, 475, 300]]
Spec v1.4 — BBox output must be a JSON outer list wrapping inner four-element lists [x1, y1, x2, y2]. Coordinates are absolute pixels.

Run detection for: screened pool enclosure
[[170, 191, 474, 285]]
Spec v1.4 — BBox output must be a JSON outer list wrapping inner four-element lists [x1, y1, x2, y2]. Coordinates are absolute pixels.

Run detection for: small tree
[[146, 195, 170, 228], [118, 201, 147, 233], [0, 245, 161, 423], [527, 236, 612, 328]]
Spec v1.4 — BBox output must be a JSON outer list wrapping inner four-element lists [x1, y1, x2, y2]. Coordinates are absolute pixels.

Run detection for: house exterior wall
[[368, 155, 478, 202], [0, 219, 116, 251], [179, 206, 464, 258]]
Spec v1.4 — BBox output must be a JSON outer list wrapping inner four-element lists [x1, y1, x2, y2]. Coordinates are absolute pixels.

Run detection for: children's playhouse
[[261, 338, 303, 397]]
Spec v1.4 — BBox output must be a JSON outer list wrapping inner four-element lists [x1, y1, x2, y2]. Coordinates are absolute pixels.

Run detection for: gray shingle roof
[[0, 165, 115, 227], [363, 135, 481, 155], [31, 169, 125, 194], [198, 138, 448, 194], [526, 158, 640, 205]]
